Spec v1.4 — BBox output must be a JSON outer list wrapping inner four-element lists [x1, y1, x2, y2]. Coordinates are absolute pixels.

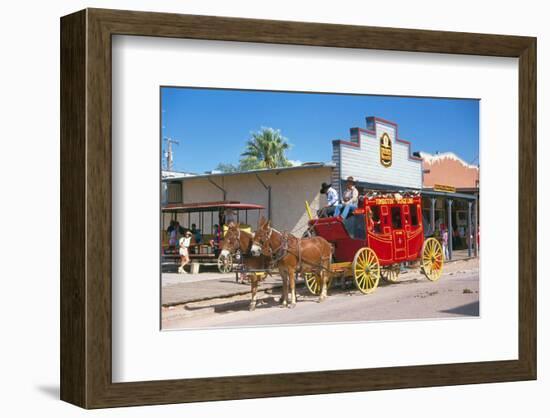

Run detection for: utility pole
[[163, 137, 179, 171]]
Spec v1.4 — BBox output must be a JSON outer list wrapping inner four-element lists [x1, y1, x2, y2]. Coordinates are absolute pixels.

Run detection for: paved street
[[162, 258, 479, 330]]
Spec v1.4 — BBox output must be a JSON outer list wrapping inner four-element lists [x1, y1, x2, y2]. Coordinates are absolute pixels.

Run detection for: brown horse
[[252, 217, 332, 308], [220, 223, 272, 311]]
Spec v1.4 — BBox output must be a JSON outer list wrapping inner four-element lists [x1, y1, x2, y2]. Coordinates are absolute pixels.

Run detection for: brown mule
[[220, 223, 271, 311], [252, 217, 332, 308]]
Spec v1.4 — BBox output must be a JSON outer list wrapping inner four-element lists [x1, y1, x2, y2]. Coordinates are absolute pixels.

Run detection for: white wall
[[0, 1, 547, 418], [172, 166, 332, 235]]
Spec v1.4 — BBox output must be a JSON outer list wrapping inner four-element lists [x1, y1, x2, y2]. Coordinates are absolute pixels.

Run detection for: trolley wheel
[[352, 247, 380, 294], [217, 253, 233, 273], [421, 237, 444, 281], [381, 265, 401, 283], [303, 272, 332, 295]]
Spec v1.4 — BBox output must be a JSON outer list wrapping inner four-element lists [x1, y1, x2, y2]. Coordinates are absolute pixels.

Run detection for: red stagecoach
[[304, 192, 444, 295]]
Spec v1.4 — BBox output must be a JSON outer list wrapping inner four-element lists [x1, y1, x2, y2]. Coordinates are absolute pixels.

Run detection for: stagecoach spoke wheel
[[352, 247, 380, 294], [381, 266, 400, 283], [303, 272, 332, 296], [421, 237, 444, 281], [217, 253, 233, 274]]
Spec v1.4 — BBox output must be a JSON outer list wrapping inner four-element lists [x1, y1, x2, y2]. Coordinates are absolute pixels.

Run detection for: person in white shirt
[[335, 176, 359, 219], [319, 182, 339, 217], [178, 230, 192, 274]]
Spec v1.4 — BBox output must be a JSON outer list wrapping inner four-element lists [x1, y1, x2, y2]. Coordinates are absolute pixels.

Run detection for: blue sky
[[161, 87, 479, 174]]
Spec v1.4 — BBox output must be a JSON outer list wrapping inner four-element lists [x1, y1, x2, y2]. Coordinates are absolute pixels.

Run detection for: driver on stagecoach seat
[[319, 182, 339, 217]]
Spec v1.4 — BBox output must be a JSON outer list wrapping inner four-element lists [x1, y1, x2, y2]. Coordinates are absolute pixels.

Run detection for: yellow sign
[[433, 184, 456, 193], [380, 132, 392, 167], [374, 197, 414, 205]]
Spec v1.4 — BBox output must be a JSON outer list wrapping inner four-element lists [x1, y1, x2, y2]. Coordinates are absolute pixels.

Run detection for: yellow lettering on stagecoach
[[373, 197, 414, 205], [375, 198, 394, 205]]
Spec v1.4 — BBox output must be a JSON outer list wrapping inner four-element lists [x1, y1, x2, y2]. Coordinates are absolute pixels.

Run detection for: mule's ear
[[258, 216, 266, 227]]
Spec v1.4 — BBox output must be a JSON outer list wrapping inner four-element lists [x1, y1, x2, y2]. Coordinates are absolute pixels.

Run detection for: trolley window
[[409, 204, 419, 226], [391, 206, 402, 229]]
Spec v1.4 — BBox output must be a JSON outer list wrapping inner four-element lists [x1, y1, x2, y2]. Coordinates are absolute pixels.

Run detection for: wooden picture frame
[[60, 8, 536, 409]]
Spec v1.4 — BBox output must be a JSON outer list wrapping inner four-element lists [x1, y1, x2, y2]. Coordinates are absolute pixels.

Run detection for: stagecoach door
[[390, 206, 407, 260]]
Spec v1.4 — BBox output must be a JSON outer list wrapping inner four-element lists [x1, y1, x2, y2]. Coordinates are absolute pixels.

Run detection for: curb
[[162, 282, 284, 307], [164, 289, 281, 320]]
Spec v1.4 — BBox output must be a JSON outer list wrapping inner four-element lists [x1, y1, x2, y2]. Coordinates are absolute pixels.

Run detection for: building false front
[[332, 116, 423, 194]]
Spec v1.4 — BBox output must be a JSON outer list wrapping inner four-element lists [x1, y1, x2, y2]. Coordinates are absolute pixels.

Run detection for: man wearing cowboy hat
[[319, 182, 339, 217], [335, 176, 359, 219]]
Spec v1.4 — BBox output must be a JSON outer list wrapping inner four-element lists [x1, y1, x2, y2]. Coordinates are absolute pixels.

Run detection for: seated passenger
[[366, 206, 381, 232], [318, 182, 339, 217], [335, 176, 359, 219]]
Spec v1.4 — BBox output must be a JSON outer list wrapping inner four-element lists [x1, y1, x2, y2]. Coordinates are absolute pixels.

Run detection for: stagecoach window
[[391, 206, 402, 229], [371, 206, 382, 234], [371, 205, 381, 222], [409, 204, 419, 226]]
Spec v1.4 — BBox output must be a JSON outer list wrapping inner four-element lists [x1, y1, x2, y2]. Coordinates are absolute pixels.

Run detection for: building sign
[[433, 184, 457, 193], [379, 132, 392, 167]]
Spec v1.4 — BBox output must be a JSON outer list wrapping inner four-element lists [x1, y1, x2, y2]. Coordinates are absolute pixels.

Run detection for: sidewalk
[[449, 249, 477, 262], [162, 271, 282, 306]]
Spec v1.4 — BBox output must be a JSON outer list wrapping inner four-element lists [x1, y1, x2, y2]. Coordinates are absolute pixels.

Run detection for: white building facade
[[332, 116, 423, 194], [163, 164, 334, 237]]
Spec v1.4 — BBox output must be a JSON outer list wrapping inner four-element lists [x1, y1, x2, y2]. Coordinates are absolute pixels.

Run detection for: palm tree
[[241, 127, 291, 169]]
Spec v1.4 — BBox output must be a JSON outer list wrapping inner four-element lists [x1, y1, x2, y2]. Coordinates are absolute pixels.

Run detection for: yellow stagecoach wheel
[[421, 237, 444, 281], [303, 272, 333, 295], [352, 247, 380, 294], [381, 265, 400, 283]]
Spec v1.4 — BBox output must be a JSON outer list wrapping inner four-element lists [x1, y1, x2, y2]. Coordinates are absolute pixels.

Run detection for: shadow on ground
[[440, 301, 480, 316]]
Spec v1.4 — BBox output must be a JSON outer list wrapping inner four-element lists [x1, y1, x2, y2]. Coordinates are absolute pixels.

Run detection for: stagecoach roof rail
[[361, 189, 421, 194]]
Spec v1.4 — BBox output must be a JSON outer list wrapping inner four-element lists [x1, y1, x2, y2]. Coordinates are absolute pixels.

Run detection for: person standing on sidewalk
[[442, 227, 450, 260], [178, 230, 192, 274]]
